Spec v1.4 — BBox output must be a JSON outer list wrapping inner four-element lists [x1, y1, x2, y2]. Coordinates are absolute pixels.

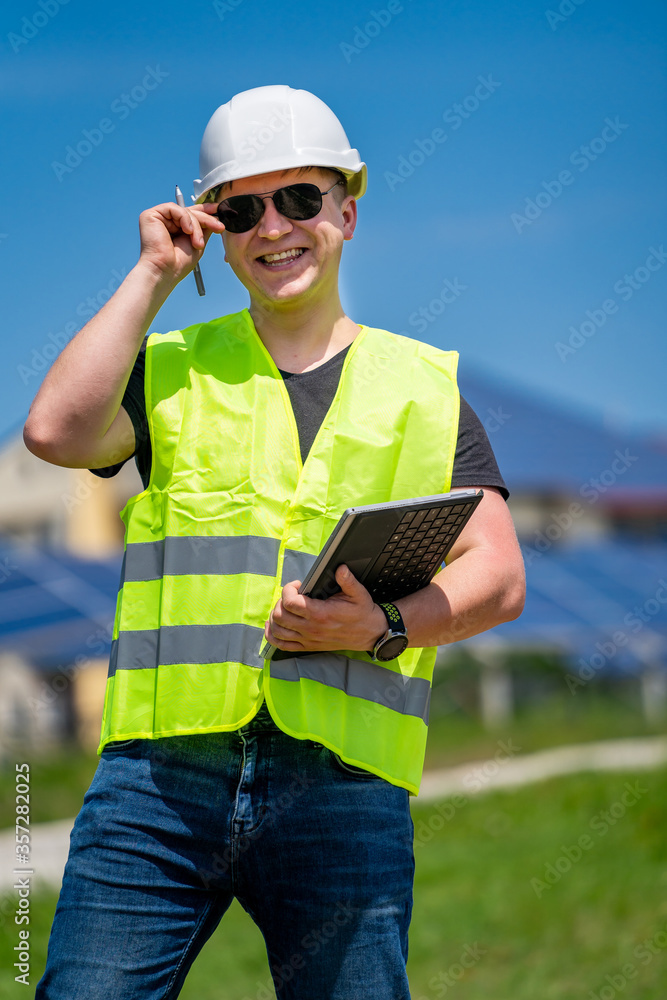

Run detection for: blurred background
[[0, 0, 666, 996]]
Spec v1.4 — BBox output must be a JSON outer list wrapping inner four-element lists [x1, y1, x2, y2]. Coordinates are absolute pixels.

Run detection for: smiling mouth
[[258, 248, 307, 267]]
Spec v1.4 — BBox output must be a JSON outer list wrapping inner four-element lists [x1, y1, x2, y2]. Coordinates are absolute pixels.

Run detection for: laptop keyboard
[[371, 502, 475, 602]]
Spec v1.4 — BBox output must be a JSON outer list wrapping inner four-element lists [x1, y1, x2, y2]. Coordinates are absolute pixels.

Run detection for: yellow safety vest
[[100, 309, 460, 794]]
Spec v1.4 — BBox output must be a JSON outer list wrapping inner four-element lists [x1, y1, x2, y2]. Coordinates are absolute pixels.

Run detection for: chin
[[261, 275, 317, 303]]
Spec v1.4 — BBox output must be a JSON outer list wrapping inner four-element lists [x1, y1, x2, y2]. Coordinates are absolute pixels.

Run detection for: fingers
[[196, 202, 224, 215], [271, 601, 310, 633], [267, 582, 318, 649], [137, 202, 227, 284], [266, 573, 376, 653], [144, 202, 225, 251], [178, 207, 203, 249], [333, 565, 374, 611], [270, 582, 312, 634], [264, 607, 307, 651], [279, 581, 308, 616], [265, 618, 305, 648], [174, 203, 226, 250], [334, 564, 360, 595]]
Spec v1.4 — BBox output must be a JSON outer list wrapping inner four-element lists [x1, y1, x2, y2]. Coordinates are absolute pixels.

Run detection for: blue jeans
[[36, 703, 414, 999]]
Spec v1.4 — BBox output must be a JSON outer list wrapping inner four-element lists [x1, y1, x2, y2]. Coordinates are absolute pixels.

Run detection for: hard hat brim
[[193, 160, 367, 205]]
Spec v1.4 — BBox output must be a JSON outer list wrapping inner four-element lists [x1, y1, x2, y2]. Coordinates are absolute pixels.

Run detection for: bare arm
[[23, 201, 226, 470], [265, 487, 525, 653], [391, 486, 525, 646]]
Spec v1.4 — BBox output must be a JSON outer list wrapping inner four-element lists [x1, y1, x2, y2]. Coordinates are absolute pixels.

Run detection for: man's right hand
[[137, 201, 226, 287]]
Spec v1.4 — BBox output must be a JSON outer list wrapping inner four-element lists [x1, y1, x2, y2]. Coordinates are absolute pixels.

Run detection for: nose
[[256, 196, 293, 240]]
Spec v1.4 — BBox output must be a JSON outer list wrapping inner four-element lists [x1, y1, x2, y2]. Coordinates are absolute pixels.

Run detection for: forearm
[[267, 545, 525, 656], [24, 262, 174, 464], [268, 489, 525, 656], [394, 546, 525, 649]]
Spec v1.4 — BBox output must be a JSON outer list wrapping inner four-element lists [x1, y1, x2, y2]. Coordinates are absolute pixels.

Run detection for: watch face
[[376, 634, 409, 661]]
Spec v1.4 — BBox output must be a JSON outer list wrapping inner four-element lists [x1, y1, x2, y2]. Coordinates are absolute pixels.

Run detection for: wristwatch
[[370, 602, 409, 662]]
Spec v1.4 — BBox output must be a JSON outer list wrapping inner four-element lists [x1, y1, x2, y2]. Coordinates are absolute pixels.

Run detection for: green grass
[[424, 677, 666, 768], [407, 767, 667, 999], [2, 768, 666, 999]]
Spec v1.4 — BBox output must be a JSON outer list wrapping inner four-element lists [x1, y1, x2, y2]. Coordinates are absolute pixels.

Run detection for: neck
[[249, 292, 360, 374]]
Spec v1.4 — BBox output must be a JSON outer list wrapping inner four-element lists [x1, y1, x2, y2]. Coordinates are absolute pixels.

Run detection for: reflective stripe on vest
[[108, 623, 265, 675], [270, 654, 431, 723], [120, 536, 313, 583], [99, 310, 460, 794]]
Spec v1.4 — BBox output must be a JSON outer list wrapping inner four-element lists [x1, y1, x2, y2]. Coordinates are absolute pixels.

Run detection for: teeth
[[261, 248, 305, 263]]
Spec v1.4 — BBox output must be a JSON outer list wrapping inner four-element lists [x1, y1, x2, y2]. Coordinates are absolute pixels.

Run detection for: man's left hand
[[265, 565, 387, 654]]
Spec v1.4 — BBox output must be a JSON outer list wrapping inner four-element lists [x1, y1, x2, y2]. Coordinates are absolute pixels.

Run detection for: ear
[[342, 196, 357, 242]]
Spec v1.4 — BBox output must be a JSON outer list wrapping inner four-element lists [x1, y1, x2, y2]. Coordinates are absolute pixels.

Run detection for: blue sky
[[2, 0, 665, 442]]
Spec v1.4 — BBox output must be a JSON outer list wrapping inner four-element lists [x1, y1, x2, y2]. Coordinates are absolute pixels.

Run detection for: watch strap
[[370, 602, 409, 662], [378, 602, 406, 634]]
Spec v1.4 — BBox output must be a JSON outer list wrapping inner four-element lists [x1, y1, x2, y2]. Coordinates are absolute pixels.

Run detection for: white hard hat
[[193, 85, 367, 204]]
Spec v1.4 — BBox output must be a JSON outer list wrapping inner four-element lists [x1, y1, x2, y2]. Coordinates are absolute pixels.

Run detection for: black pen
[[175, 185, 205, 296]]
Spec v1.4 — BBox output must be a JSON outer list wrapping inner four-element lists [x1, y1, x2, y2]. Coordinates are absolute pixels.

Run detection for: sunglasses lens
[[216, 195, 262, 233], [215, 184, 324, 233], [274, 184, 323, 220]]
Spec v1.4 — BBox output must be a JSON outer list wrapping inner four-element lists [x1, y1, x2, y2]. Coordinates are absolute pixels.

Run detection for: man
[[26, 85, 524, 999]]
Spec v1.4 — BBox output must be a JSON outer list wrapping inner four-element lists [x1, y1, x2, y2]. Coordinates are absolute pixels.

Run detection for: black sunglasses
[[215, 180, 344, 233]]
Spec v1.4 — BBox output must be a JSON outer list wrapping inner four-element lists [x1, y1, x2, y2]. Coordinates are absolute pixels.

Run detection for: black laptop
[[260, 489, 483, 660]]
